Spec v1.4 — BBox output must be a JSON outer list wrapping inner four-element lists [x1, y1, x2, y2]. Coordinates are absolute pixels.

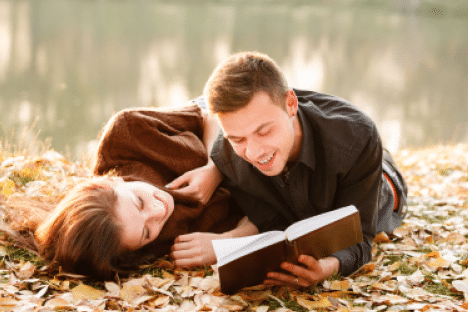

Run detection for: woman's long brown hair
[[34, 176, 124, 279]]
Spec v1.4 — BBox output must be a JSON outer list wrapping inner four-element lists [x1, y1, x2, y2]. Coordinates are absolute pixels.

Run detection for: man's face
[[217, 90, 302, 176]]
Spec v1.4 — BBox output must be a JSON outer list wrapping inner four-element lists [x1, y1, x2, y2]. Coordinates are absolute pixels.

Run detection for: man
[[169, 51, 407, 288]]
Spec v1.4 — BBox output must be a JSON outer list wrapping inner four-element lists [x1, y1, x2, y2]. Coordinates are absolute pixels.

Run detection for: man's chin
[[255, 165, 283, 177]]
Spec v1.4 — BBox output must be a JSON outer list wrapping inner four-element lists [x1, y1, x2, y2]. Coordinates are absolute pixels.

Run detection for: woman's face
[[113, 180, 175, 250]]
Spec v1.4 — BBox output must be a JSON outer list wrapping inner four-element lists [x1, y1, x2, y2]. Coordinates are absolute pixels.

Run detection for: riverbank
[[0, 144, 467, 311]]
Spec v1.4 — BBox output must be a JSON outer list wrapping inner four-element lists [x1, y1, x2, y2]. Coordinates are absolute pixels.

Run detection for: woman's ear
[[286, 89, 298, 117]]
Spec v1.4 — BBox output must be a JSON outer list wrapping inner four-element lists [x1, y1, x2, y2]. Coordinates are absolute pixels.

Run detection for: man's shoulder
[[295, 89, 381, 170], [295, 89, 377, 136]]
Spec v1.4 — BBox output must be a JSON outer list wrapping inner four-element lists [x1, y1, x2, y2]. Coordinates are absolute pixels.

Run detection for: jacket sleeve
[[331, 124, 382, 276]]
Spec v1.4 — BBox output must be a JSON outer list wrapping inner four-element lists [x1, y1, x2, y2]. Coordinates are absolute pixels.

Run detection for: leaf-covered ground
[[0, 144, 468, 311]]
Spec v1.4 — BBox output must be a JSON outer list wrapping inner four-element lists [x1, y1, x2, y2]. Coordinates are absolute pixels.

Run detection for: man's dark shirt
[[210, 89, 383, 276]]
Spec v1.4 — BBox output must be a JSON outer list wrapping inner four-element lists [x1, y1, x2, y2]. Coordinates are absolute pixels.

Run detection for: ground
[[0, 144, 467, 311]]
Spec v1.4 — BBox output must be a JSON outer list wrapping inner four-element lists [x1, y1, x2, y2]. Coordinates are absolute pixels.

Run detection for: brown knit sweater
[[93, 105, 242, 261]]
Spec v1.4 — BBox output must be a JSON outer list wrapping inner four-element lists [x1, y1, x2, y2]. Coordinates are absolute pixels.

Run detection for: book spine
[[284, 239, 299, 265]]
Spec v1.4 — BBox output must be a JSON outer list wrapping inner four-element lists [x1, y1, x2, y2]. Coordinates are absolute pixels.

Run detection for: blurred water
[[0, 0, 467, 161]]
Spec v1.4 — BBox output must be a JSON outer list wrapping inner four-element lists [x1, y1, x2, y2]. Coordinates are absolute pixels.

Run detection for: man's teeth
[[259, 154, 274, 165]]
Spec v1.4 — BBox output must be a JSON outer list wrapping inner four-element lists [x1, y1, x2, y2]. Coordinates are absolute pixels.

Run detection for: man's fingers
[[298, 255, 320, 270], [264, 272, 306, 287], [166, 174, 191, 189]]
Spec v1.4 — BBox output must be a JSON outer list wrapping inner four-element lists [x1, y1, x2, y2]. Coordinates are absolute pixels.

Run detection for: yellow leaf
[[371, 282, 395, 292], [296, 296, 331, 309], [71, 284, 105, 302], [425, 236, 434, 244], [424, 251, 440, 258], [426, 257, 450, 270], [44, 298, 71, 308], [388, 261, 401, 271], [374, 232, 391, 243], [120, 284, 148, 303], [0, 179, 15, 197], [162, 270, 175, 280], [329, 280, 350, 291], [0, 297, 18, 307], [361, 263, 375, 273]]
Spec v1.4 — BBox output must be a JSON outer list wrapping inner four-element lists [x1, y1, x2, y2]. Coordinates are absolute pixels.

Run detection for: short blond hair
[[204, 51, 288, 114]]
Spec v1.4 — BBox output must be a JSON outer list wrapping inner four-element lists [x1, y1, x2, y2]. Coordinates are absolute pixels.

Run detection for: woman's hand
[[165, 162, 222, 205], [170, 232, 220, 267], [263, 255, 340, 288], [171, 217, 258, 268]]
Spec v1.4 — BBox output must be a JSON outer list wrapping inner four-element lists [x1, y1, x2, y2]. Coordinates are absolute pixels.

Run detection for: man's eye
[[258, 129, 271, 137], [144, 227, 150, 240], [231, 138, 245, 144]]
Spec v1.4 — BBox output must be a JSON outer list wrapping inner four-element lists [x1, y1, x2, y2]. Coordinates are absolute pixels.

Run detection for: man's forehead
[[221, 120, 274, 139]]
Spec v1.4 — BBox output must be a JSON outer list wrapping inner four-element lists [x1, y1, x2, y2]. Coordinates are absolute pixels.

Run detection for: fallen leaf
[[71, 284, 105, 302], [296, 296, 331, 309]]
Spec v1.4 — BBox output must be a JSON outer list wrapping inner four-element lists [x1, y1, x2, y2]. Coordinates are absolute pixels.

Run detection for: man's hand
[[165, 162, 222, 205], [263, 255, 340, 288], [170, 232, 220, 267]]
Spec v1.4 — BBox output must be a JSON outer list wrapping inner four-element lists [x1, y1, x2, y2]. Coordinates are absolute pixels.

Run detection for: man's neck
[[288, 114, 303, 163]]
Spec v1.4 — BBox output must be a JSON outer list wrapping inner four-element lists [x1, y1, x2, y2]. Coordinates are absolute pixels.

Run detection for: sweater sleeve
[[93, 105, 207, 182]]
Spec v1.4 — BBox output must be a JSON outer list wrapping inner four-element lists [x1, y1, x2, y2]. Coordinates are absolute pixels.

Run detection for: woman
[[4, 105, 257, 280]]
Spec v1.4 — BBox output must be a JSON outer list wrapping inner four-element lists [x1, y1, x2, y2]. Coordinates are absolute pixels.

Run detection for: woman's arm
[[170, 217, 259, 267], [165, 109, 223, 204]]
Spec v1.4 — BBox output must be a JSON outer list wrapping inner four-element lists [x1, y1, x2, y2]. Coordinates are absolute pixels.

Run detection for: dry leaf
[[44, 298, 71, 308], [71, 284, 105, 302], [296, 296, 331, 309], [120, 283, 148, 303], [374, 232, 391, 243], [425, 257, 450, 270], [329, 280, 350, 291], [17, 261, 35, 279]]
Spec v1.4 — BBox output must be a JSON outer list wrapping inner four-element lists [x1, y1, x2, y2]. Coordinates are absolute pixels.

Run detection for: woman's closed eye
[[144, 227, 150, 240], [137, 195, 144, 210], [135, 195, 151, 241]]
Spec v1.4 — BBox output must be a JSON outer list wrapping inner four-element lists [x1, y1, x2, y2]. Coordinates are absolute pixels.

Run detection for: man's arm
[[170, 216, 259, 267], [265, 125, 382, 287], [166, 109, 223, 204]]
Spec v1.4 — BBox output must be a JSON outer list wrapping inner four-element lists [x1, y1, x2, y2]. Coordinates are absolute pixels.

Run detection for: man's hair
[[204, 51, 289, 114]]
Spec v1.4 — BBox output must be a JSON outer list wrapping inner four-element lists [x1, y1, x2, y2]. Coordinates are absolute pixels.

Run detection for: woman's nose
[[145, 197, 166, 220]]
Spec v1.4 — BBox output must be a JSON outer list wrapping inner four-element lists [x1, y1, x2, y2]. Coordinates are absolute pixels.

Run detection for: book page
[[285, 205, 357, 241], [212, 231, 284, 267]]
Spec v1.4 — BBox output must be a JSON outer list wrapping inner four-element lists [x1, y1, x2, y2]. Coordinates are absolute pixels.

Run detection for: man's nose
[[245, 138, 263, 161]]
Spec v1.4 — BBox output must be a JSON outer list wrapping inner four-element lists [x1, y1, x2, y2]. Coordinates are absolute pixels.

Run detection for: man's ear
[[285, 90, 298, 117]]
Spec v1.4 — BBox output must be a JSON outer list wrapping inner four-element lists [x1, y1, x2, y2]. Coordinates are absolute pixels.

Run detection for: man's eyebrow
[[225, 121, 274, 140]]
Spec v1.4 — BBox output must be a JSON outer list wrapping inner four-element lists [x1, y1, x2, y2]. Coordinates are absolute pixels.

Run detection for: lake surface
[[0, 0, 467, 161]]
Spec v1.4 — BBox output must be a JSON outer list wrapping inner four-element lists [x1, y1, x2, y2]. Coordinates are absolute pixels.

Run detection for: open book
[[212, 205, 363, 294]]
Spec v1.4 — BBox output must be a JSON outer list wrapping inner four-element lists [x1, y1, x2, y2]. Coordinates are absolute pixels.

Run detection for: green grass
[[398, 263, 418, 275], [138, 265, 165, 278], [384, 254, 405, 266], [3, 245, 43, 266], [424, 282, 463, 299]]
